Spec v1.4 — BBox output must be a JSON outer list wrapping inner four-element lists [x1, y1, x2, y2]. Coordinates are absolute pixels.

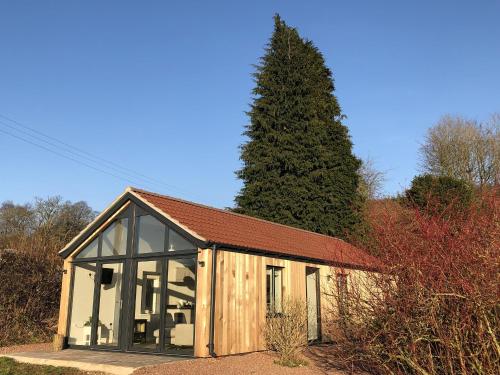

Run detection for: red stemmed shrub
[[321, 190, 499, 374]]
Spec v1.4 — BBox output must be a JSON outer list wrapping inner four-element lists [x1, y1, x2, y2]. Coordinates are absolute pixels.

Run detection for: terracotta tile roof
[[132, 188, 380, 271]]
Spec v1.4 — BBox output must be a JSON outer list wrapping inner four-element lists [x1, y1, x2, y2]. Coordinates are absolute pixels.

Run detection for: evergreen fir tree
[[235, 15, 362, 238]]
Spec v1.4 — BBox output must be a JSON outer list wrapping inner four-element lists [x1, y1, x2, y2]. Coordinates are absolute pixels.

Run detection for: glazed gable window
[[266, 266, 283, 314]]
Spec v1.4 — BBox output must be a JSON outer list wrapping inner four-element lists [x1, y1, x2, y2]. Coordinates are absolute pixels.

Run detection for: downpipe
[[207, 244, 217, 357]]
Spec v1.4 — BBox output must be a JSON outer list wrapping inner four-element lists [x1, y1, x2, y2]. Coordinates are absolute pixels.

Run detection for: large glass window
[[266, 266, 283, 314], [136, 215, 166, 254], [68, 263, 96, 345], [96, 263, 123, 346], [164, 258, 196, 354], [68, 203, 198, 354], [76, 238, 98, 259], [101, 218, 128, 256]]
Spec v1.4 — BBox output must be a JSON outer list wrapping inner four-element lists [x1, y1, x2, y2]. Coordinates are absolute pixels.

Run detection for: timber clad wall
[[194, 248, 337, 357]]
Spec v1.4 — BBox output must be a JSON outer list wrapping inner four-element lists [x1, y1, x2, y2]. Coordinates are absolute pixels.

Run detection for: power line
[[0, 127, 147, 187], [0, 118, 165, 190], [0, 113, 202, 199], [0, 113, 189, 193]]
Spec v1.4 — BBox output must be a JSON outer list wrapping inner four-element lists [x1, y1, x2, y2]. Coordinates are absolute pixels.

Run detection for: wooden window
[[266, 266, 283, 314]]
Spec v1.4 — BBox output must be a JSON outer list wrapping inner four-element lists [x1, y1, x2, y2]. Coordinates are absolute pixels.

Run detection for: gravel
[[133, 351, 347, 375]]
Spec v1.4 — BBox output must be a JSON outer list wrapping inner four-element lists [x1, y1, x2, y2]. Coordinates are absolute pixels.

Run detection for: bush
[[405, 174, 473, 214], [0, 197, 95, 347], [322, 190, 500, 375], [0, 250, 62, 347], [264, 297, 308, 367]]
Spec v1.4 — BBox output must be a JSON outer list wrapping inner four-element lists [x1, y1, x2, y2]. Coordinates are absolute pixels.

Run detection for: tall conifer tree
[[235, 15, 362, 238]]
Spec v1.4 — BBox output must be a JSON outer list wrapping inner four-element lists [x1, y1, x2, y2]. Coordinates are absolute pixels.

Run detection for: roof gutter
[[207, 243, 218, 357]]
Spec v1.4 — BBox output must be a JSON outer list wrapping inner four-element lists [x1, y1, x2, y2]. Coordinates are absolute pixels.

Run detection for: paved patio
[[2, 349, 187, 375]]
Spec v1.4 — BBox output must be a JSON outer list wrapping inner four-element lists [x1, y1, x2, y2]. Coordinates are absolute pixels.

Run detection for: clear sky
[[1, 1, 499, 211]]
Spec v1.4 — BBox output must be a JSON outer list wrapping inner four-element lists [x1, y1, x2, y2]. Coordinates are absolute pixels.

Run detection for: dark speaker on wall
[[101, 268, 114, 285]]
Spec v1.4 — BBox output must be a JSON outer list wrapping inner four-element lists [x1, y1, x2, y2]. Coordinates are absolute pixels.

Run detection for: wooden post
[[56, 259, 72, 344], [53, 334, 65, 351], [194, 248, 212, 357]]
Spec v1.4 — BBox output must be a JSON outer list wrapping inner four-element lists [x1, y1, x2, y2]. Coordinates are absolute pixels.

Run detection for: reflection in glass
[[102, 219, 128, 256], [136, 215, 166, 254], [164, 258, 196, 355], [96, 263, 123, 346], [167, 229, 195, 252], [68, 263, 96, 345], [132, 260, 162, 350], [76, 238, 98, 259], [306, 268, 320, 341]]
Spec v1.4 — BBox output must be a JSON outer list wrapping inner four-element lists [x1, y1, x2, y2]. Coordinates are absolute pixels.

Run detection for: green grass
[[0, 357, 87, 375]]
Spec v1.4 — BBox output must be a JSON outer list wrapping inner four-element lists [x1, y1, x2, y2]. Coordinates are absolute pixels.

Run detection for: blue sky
[[1, 1, 499, 211]]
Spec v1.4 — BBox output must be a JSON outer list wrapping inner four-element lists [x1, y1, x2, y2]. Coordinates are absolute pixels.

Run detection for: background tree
[[420, 114, 500, 187], [405, 174, 473, 215], [235, 15, 362, 238], [358, 158, 386, 200]]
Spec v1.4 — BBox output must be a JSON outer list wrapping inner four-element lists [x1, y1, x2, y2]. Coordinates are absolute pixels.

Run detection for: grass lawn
[[0, 357, 87, 375]]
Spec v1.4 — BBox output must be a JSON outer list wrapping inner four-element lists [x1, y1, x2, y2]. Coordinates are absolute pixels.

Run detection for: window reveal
[[266, 266, 283, 314]]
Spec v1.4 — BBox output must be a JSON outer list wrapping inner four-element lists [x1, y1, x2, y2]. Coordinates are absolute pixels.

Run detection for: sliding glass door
[[95, 262, 124, 348], [164, 257, 196, 355], [128, 256, 196, 355], [68, 263, 97, 346], [131, 259, 163, 351]]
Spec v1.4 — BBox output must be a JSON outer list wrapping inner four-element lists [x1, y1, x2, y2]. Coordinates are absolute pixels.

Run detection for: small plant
[[264, 297, 308, 367]]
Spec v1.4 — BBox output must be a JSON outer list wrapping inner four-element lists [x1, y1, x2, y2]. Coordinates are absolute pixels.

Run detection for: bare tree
[[420, 114, 500, 187], [358, 158, 386, 200], [0, 196, 95, 253]]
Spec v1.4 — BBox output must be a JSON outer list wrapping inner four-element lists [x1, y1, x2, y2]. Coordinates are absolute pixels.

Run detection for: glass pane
[[102, 218, 128, 256], [76, 238, 98, 259], [167, 229, 195, 252], [132, 260, 162, 350], [165, 258, 196, 354], [68, 263, 96, 345], [96, 263, 123, 346], [274, 268, 282, 313], [136, 215, 166, 254]]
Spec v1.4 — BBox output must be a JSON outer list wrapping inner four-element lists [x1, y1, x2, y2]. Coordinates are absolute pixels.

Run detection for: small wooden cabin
[[57, 187, 378, 357]]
